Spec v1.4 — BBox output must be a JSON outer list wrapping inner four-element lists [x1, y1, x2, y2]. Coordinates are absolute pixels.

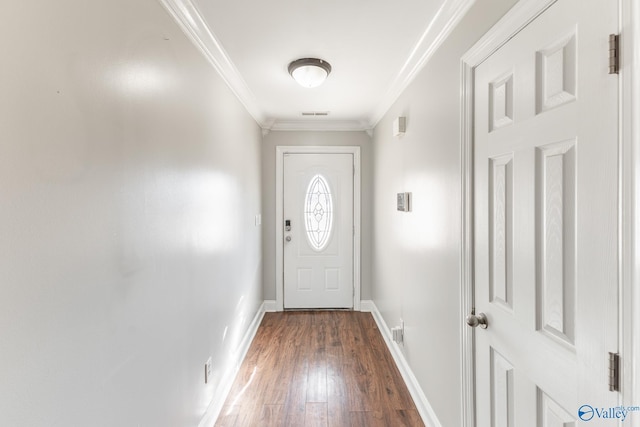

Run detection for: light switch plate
[[397, 192, 411, 212]]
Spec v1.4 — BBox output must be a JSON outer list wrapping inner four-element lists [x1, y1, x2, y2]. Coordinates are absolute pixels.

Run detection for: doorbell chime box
[[397, 192, 411, 212]]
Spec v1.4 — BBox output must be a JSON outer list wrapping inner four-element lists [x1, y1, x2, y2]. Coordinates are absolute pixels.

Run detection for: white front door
[[473, 0, 619, 425], [283, 153, 354, 309]]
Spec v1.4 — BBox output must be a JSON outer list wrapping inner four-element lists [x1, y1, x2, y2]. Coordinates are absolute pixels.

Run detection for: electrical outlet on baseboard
[[392, 319, 405, 345], [204, 357, 212, 384]]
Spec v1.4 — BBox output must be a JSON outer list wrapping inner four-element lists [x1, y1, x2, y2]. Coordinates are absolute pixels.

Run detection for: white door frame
[[620, 0, 640, 415], [459, 0, 639, 425], [275, 146, 361, 312]]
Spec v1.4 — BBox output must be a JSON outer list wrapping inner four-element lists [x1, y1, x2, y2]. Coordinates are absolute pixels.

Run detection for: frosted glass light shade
[[288, 58, 332, 88], [291, 65, 328, 88]]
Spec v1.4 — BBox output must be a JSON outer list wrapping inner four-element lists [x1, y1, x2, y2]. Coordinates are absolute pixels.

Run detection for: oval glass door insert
[[304, 174, 333, 251]]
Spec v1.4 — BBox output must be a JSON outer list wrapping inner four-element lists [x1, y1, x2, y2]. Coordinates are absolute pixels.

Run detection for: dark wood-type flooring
[[215, 311, 425, 427]]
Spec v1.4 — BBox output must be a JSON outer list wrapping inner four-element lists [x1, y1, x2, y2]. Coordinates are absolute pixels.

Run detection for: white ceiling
[[159, 0, 474, 131]]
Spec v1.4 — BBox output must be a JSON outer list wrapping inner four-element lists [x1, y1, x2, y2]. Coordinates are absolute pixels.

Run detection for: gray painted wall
[[371, 1, 518, 426], [0, 0, 262, 425], [0, 0, 530, 425], [261, 131, 373, 301]]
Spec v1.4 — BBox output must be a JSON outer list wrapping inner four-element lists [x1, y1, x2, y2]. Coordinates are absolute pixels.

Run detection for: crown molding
[[159, 0, 474, 133], [267, 119, 372, 133], [157, 0, 265, 124], [368, 0, 476, 127]]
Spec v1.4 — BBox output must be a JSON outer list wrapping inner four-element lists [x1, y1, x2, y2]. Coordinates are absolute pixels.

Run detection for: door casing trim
[[275, 146, 362, 311], [620, 0, 640, 412]]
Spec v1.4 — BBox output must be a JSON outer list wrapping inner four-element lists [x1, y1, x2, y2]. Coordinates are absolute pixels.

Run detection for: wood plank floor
[[215, 311, 425, 427]]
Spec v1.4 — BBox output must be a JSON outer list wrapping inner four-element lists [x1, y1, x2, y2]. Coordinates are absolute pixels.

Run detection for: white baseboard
[[362, 300, 444, 427], [263, 299, 278, 312], [198, 302, 266, 427], [359, 300, 376, 313]]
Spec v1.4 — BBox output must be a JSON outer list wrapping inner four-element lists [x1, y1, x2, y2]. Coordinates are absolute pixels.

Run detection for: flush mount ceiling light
[[288, 58, 332, 88]]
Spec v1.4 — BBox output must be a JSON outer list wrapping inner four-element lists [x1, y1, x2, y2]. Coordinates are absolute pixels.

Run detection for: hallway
[[2, 0, 638, 425], [215, 312, 423, 426]]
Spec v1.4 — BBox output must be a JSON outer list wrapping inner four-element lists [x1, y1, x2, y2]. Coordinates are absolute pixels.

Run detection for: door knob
[[466, 312, 488, 329], [285, 236, 292, 242]]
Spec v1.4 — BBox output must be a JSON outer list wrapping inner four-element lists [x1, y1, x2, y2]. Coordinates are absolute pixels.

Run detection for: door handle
[[466, 312, 488, 329], [285, 236, 292, 242]]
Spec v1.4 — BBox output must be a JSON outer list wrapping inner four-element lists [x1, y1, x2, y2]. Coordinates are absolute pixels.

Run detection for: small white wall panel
[[491, 348, 515, 427], [537, 388, 575, 427], [490, 155, 514, 311], [298, 268, 313, 290], [536, 140, 576, 345], [490, 73, 514, 131], [325, 268, 340, 290], [536, 33, 577, 114]]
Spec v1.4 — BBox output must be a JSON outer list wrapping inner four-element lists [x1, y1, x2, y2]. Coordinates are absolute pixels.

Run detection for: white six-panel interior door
[[472, 0, 619, 425]]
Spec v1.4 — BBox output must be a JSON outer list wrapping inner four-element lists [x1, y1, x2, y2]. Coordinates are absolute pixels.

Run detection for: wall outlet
[[391, 319, 405, 345], [391, 326, 403, 344], [204, 357, 212, 384], [392, 324, 404, 345]]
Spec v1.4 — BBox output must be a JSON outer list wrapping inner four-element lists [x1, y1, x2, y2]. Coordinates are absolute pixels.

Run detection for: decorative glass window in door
[[304, 174, 333, 251]]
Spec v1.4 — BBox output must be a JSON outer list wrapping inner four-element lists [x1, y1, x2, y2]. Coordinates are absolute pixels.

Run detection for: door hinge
[[609, 34, 619, 74], [608, 352, 620, 392]]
